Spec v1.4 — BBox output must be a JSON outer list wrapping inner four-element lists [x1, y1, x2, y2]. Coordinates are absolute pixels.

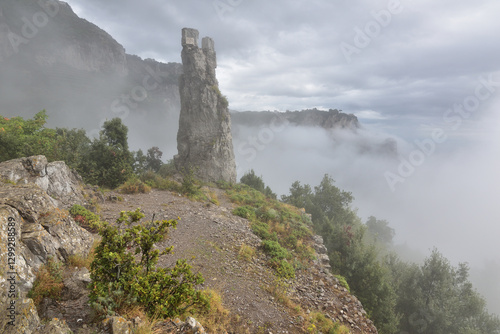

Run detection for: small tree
[[80, 118, 133, 188], [146, 146, 163, 172], [89, 209, 209, 318], [240, 169, 277, 199]]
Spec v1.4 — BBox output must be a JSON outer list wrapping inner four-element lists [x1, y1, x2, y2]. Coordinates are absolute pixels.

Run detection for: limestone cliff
[[174, 28, 237, 183], [0, 0, 181, 137]]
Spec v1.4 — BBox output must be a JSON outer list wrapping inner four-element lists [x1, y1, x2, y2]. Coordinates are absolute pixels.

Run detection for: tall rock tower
[[174, 28, 237, 183]]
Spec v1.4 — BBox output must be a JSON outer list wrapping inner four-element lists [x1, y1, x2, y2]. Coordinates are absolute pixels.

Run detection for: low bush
[[251, 222, 277, 241], [261, 240, 289, 261], [27, 257, 64, 306], [334, 274, 350, 293], [276, 259, 295, 279], [233, 206, 256, 220], [238, 244, 256, 262], [180, 169, 204, 199], [89, 209, 209, 319], [69, 204, 102, 231], [307, 311, 351, 334], [119, 177, 151, 194]]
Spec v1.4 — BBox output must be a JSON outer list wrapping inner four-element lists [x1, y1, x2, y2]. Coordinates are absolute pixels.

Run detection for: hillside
[[0, 155, 377, 333], [98, 188, 377, 333]]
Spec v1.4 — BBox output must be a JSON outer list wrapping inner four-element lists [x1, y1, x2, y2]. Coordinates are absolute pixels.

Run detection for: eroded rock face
[[0, 157, 94, 333], [174, 28, 237, 184], [0, 155, 87, 208]]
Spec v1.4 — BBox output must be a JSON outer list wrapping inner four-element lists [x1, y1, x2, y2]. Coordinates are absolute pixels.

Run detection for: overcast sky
[[63, 0, 500, 312], [65, 0, 500, 140]]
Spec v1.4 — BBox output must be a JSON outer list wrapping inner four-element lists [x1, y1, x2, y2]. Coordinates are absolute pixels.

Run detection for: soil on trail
[[100, 188, 301, 333]]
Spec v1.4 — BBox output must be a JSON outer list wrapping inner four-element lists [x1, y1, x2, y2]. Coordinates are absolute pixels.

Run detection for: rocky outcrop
[[0, 156, 94, 333], [38, 318, 73, 334], [174, 28, 237, 184], [0, 155, 88, 208]]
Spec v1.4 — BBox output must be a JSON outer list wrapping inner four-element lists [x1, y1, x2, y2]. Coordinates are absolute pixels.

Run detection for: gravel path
[[100, 188, 301, 333]]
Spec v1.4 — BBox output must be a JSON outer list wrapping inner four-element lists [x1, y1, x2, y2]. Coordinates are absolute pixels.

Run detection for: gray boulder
[[0, 155, 87, 208]]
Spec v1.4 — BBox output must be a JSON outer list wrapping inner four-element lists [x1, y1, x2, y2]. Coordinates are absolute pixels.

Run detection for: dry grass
[[67, 239, 99, 269], [306, 311, 352, 334], [193, 289, 231, 332], [238, 244, 256, 262], [120, 178, 152, 194], [206, 189, 220, 205], [264, 279, 298, 312], [27, 257, 64, 306]]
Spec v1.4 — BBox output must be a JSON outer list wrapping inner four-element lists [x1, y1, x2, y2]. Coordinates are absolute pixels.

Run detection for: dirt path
[[100, 188, 301, 333]]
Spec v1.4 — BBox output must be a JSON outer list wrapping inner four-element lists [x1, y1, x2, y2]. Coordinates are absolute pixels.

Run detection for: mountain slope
[[0, 0, 181, 139], [98, 187, 378, 333]]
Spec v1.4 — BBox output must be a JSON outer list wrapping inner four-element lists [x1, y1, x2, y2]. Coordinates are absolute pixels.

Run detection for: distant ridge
[[231, 108, 360, 130]]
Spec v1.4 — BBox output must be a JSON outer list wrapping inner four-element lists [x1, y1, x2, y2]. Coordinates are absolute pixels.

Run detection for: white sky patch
[[355, 110, 386, 120]]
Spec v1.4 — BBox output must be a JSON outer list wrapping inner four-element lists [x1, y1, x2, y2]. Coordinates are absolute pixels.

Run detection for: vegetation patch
[[69, 204, 102, 232], [227, 176, 314, 279], [119, 177, 151, 194], [233, 205, 256, 220], [27, 257, 64, 306], [334, 274, 350, 293], [89, 209, 209, 319], [307, 311, 351, 334], [238, 244, 256, 262]]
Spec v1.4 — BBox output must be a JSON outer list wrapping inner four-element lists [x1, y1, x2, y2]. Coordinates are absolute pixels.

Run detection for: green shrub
[[89, 209, 209, 318], [180, 169, 205, 200], [276, 259, 295, 279], [261, 240, 289, 261], [69, 204, 102, 231], [334, 274, 350, 293], [232, 206, 256, 220], [251, 222, 277, 241]]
